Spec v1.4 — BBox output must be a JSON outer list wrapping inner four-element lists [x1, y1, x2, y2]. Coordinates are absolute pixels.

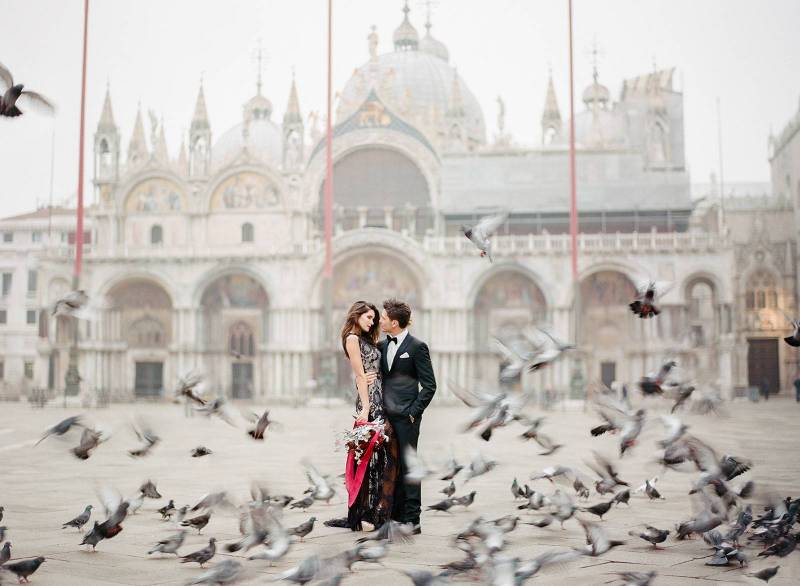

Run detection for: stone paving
[[1, 394, 799, 585]]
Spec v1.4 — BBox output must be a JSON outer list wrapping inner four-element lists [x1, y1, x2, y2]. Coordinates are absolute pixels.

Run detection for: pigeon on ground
[[441, 481, 456, 498], [580, 499, 615, 521], [427, 499, 455, 513], [274, 554, 321, 584], [675, 508, 725, 540], [191, 446, 212, 457], [0, 506, 3, 523], [629, 280, 667, 318], [461, 212, 507, 261], [289, 495, 314, 510], [148, 530, 186, 556], [781, 312, 800, 346], [758, 535, 798, 558], [0, 541, 10, 565], [749, 566, 780, 582], [628, 525, 670, 548], [574, 477, 591, 499], [187, 559, 242, 585], [80, 501, 128, 551], [51, 290, 87, 317], [0, 63, 54, 118], [62, 505, 92, 531], [635, 477, 664, 501], [451, 491, 477, 508], [401, 569, 450, 586], [158, 500, 176, 520], [355, 520, 415, 545], [1, 556, 45, 582], [181, 512, 211, 534], [174, 505, 189, 526], [617, 570, 657, 586], [181, 538, 216, 567], [128, 417, 160, 457], [354, 540, 389, 565], [517, 490, 549, 511], [140, 479, 162, 499], [0, 525, 5, 543], [289, 517, 316, 542], [611, 490, 630, 506]]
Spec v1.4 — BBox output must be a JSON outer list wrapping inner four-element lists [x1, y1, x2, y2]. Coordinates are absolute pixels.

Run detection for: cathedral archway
[[578, 270, 638, 386], [199, 273, 269, 399], [471, 269, 547, 387], [108, 278, 174, 398]]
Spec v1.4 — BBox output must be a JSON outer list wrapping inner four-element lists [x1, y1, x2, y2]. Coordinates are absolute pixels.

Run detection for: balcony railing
[[37, 230, 727, 262]]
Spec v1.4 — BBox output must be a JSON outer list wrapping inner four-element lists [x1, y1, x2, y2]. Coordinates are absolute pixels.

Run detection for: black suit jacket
[[380, 333, 437, 420]]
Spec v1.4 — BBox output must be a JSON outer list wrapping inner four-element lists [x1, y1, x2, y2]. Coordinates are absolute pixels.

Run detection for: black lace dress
[[327, 336, 398, 531]]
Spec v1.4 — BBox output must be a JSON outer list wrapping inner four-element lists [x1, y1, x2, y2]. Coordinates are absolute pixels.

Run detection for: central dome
[[337, 50, 486, 147], [213, 116, 282, 170]]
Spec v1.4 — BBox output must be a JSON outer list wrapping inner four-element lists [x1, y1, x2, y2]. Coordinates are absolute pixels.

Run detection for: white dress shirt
[[386, 328, 409, 369]]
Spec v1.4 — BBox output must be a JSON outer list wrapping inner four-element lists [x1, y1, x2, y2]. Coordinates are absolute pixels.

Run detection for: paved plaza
[[1, 395, 799, 585]]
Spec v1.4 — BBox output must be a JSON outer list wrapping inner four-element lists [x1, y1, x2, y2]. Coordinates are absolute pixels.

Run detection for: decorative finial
[[419, 0, 439, 35], [252, 39, 266, 96], [403, 0, 410, 19], [368, 24, 379, 59]]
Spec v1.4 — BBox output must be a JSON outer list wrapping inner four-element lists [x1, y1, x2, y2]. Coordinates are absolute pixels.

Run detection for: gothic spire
[[283, 69, 302, 126], [191, 80, 210, 131], [127, 103, 148, 164], [542, 71, 561, 124], [154, 117, 169, 162], [97, 82, 116, 131]]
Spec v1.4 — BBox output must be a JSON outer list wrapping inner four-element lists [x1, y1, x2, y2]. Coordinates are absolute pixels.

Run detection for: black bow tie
[[386, 335, 398, 345]]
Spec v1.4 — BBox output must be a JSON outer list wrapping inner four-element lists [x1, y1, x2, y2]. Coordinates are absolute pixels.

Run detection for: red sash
[[345, 421, 384, 507]]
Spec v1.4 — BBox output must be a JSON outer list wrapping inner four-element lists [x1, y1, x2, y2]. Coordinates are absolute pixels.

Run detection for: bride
[[325, 300, 398, 531]]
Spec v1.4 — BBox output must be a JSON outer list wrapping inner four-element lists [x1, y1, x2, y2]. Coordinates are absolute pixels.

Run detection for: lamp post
[[65, 0, 90, 401]]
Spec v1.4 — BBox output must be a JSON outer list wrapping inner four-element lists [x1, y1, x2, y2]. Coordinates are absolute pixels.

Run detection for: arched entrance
[[108, 279, 173, 398], [472, 270, 547, 387], [200, 273, 268, 399], [330, 251, 423, 391], [578, 270, 638, 387]]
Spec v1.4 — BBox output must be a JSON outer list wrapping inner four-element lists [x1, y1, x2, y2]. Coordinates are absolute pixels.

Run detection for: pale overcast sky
[[1, 0, 798, 219]]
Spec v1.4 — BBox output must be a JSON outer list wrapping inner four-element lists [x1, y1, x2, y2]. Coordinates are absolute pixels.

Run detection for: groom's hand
[[365, 371, 377, 385]]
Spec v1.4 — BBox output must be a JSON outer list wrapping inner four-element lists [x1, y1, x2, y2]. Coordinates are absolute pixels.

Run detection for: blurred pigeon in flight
[[781, 312, 800, 346], [35, 415, 84, 445], [638, 360, 677, 396], [461, 212, 507, 262], [52, 290, 89, 318], [0, 62, 55, 117], [187, 559, 242, 585], [147, 530, 185, 556]]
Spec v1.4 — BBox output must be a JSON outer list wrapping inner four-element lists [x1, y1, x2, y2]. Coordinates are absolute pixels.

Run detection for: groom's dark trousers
[[380, 333, 437, 526]]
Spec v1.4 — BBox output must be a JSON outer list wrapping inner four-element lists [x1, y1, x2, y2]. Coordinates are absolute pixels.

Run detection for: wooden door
[[747, 338, 780, 395]]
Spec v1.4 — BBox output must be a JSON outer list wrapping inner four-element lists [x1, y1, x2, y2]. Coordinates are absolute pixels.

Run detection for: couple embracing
[[326, 298, 436, 534]]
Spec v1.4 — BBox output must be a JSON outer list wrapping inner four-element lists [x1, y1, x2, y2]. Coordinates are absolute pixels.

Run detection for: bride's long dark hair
[[340, 300, 380, 357]]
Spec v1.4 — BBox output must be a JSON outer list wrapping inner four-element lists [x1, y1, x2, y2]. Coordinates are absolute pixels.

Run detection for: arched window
[[229, 321, 255, 357], [649, 122, 668, 163], [128, 316, 167, 347], [544, 126, 557, 145], [241, 222, 254, 243], [150, 224, 163, 245], [746, 270, 778, 310]]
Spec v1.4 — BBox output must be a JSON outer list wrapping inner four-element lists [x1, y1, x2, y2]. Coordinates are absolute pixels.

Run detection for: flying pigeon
[[629, 281, 666, 318], [181, 511, 211, 534], [461, 212, 507, 261], [191, 446, 213, 457], [51, 289, 89, 317], [781, 312, 800, 346], [0, 63, 54, 117], [187, 559, 242, 585], [35, 415, 84, 445]]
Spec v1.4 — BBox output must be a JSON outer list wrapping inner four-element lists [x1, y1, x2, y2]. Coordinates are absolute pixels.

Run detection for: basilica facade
[[1, 5, 797, 403]]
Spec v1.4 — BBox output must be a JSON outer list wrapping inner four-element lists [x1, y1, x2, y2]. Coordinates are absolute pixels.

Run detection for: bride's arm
[[345, 335, 370, 420]]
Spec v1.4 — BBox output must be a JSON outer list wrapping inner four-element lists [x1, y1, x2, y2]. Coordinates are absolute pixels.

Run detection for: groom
[[376, 298, 436, 533]]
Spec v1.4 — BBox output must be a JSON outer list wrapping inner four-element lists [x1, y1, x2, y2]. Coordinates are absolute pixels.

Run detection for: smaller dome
[[583, 80, 610, 107], [213, 117, 282, 169], [419, 33, 449, 62], [393, 2, 419, 51], [244, 94, 273, 121]]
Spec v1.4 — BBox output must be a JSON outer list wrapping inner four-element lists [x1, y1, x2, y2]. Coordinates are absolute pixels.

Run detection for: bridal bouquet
[[338, 419, 388, 464]]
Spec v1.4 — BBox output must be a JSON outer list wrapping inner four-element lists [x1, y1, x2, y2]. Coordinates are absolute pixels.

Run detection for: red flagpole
[[567, 0, 578, 280], [323, 0, 333, 280], [75, 0, 89, 282]]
